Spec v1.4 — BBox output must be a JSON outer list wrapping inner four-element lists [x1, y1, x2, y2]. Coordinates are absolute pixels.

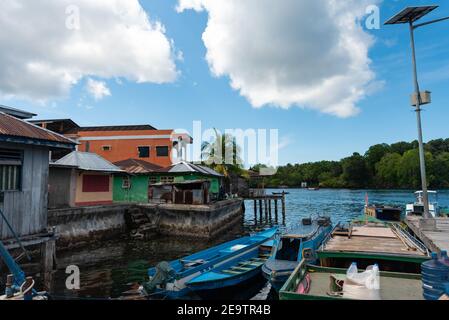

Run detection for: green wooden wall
[[113, 175, 149, 203], [113, 173, 221, 204]]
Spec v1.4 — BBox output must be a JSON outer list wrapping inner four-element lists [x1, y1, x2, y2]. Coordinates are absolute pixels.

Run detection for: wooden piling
[[268, 200, 272, 221], [259, 200, 263, 220], [274, 199, 279, 221], [264, 199, 268, 220], [41, 238, 56, 291], [282, 193, 286, 220], [254, 200, 257, 224]]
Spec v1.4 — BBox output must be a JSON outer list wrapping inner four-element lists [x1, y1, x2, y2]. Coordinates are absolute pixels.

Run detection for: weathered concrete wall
[[48, 205, 128, 248], [138, 199, 244, 239], [47, 199, 244, 248]]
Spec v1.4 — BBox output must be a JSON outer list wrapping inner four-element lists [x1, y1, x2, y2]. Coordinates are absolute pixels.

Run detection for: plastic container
[[440, 251, 449, 267], [344, 263, 381, 300], [422, 252, 449, 300]]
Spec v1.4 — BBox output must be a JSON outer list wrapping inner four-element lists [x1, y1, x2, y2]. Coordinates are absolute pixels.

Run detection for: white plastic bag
[[344, 263, 380, 300]]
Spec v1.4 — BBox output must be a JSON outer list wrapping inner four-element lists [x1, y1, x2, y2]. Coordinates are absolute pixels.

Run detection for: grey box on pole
[[411, 91, 431, 106]]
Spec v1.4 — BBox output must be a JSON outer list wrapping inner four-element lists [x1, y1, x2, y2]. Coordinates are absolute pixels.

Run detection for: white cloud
[[0, 0, 178, 101], [86, 78, 111, 100], [178, 0, 380, 118]]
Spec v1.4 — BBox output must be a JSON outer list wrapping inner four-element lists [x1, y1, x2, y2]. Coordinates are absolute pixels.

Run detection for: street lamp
[[385, 6, 449, 228]]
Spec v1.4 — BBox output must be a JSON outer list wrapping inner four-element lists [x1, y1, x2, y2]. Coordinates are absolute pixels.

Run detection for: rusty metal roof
[[114, 158, 162, 174], [0, 112, 76, 149]]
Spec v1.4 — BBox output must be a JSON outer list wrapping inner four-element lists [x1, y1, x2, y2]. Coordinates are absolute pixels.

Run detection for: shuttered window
[[0, 149, 22, 191]]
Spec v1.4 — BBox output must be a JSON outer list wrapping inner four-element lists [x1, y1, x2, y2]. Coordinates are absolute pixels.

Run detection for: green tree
[[201, 129, 243, 177], [390, 141, 416, 155], [365, 143, 391, 175], [397, 149, 433, 189], [429, 152, 449, 188], [341, 153, 371, 188], [375, 153, 401, 188]]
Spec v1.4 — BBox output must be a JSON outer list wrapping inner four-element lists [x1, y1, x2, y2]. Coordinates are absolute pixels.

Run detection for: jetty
[[405, 216, 449, 254], [244, 189, 286, 223]]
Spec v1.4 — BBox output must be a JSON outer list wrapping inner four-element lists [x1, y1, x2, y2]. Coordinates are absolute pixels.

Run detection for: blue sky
[[2, 0, 449, 166]]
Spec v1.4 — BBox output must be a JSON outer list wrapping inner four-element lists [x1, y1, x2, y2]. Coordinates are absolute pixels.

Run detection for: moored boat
[[406, 190, 440, 218], [279, 260, 424, 300], [364, 205, 403, 222], [185, 240, 274, 292], [142, 227, 278, 299], [317, 222, 430, 274], [0, 240, 48, 301], [262, 216, 332, 291]]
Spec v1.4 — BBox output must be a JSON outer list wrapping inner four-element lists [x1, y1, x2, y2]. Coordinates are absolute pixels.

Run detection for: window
[[122, 176, 131, 189], [82, 175, 110, 193], [160, 176, 174, 184], [102, 145, 112, 151], [138, 146, 150, 158], [0, 149, 22, 191], [156, 146, 169, 157], [149, 176, 158, 185]]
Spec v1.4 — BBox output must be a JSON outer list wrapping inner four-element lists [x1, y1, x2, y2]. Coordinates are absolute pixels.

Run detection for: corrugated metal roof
[[0, 112, 76, 147], [67, 125, 158, 134], [150, 179, 209, 186], [114, 158, 162, 174], [156, 161, 223, 177], [0, 105, 37, 119], [55, 151, 124, 173]]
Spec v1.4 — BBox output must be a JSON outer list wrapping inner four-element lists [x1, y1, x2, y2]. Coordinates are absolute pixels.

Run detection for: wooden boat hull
[[147, 227, 278, 299], [186, 241, 274, 291], [262, 218, 333, 292]]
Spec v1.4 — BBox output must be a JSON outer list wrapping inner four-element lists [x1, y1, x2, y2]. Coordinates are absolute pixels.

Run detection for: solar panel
[[385, 6, 438, 25]]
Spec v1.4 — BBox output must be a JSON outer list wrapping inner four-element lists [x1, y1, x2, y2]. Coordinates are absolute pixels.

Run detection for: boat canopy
[[415, 190, 437, 194]]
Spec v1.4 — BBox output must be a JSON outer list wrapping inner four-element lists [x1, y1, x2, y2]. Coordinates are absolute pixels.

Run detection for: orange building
[[74, 125, 175, 167], [31, 120, 192, 167]]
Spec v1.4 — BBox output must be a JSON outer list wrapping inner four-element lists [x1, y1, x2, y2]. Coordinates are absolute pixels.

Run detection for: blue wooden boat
[[185, 240, 274, 291], [262, 216, 332, 291], [143, 227, 278, 299]]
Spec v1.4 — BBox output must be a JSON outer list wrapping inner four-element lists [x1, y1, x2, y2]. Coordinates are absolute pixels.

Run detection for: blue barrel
[[440, 251, 449, 267], [422, 252, 449, 300]]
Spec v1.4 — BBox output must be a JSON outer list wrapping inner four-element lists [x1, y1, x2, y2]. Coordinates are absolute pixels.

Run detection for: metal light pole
[[409, 20, 430, 219], [385, 6, 449, 225]]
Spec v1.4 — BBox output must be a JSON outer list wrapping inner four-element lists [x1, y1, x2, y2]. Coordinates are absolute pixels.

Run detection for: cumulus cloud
[[0, 0, 178, 101], [86, 78, 111, 100], [177, 0, 379, 117]]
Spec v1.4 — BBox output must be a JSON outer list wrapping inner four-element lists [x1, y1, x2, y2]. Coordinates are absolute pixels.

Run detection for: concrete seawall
[[48, 199, 244, 248], [48, 205, 129, 249], [139, 199, 244, 239]]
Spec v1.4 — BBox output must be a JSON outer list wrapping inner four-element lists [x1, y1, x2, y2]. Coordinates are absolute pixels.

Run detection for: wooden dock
[[244, 190, 286, 224], [405, 217, 449, 254]]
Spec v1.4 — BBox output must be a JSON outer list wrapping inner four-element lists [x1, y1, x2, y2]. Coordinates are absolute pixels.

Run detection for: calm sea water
[[46, 189, 449, 300]]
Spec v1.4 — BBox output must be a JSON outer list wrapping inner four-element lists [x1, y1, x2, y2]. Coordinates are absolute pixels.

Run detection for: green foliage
[[257, 138, 449, 189], [201, 129, 244, 177]]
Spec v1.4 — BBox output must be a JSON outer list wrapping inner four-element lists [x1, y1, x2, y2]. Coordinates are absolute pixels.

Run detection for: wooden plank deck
[[405, 217, 449, 253], [322, 226, 427, 257]]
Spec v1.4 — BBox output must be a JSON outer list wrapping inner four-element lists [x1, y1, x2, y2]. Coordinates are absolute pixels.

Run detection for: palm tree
[[201, 129, 244, 178]]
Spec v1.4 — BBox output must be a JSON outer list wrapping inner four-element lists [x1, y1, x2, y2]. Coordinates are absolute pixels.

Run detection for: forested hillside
[[253, 139, 449, 189]]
